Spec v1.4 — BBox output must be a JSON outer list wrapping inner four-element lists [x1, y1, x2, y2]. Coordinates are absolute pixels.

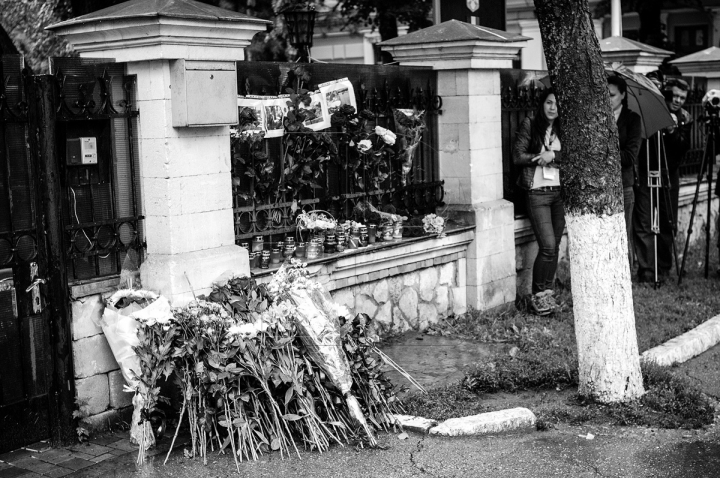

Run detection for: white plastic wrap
[[100, 289, 172, 387]]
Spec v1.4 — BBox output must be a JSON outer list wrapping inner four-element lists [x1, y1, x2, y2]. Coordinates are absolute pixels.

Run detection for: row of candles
[[241, 222, 404, 269]]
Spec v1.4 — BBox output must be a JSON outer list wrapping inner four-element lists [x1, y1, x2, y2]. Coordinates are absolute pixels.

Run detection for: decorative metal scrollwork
[[54, 68, 138, 121], [0, 72, 28, 122]]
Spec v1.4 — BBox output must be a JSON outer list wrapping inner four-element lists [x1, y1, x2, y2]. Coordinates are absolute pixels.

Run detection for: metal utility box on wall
[[170, 60, 238, 127]]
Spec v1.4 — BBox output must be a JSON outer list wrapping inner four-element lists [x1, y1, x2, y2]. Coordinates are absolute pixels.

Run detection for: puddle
[[379, 333, 507, 391]]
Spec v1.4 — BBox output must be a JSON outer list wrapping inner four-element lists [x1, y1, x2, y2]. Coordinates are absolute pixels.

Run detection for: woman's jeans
[[526, 189, 566, 294]]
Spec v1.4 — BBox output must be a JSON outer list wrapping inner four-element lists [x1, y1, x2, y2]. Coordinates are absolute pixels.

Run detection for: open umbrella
[[606, 62, 675, 138], [540, 63, 675, 138]]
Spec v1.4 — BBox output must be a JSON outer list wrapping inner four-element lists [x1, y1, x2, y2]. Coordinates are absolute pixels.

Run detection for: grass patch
[[403, 246, 720, 430]]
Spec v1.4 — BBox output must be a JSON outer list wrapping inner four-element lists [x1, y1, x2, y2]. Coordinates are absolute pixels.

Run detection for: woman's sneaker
[[529, 292, 552, 316], [540, 289, 559, 312]]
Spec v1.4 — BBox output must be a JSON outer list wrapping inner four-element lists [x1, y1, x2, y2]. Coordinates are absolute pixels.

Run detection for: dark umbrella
[[606, 62, 675, 138], [538, 63, 675, 138]]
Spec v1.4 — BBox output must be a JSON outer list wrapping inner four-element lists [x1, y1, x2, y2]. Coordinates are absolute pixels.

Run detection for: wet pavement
[[0, 336, 718, 477], [379, 333, 504, 390]]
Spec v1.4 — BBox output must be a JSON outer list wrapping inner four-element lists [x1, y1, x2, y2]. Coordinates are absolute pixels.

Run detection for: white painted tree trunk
[[566, 213, 644, 402]]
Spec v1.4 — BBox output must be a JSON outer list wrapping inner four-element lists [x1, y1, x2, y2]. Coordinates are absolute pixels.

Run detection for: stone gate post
[[381, 20, 529, 311], [49, 1, 270, 304]]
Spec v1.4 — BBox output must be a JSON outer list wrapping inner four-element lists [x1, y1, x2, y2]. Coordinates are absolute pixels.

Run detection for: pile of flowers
[[130, 262, 405, 469]]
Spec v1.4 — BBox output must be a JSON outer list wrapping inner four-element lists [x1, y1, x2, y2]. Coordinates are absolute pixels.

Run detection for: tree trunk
[[533, 0, 644, 402]]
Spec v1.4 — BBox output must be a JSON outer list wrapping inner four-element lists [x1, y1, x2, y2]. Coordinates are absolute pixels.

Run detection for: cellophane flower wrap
[[268, 260, 376, 445], [268, 262, 352, 394]]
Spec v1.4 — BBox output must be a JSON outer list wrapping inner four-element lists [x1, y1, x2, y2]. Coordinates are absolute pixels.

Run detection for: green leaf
[[281, 413, 303, 421], [284, 387, 294, 408]]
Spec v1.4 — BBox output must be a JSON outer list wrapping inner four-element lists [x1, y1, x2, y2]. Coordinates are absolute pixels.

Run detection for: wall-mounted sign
[[467, 0, 479, 12]]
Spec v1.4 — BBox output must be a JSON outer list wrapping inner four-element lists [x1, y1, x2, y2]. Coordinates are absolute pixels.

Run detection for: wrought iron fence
[[232, 62, 443, 245], [500, 69, 547, 217], [672, 76, 708, 178], [49, 58, 143, 283], [500, 69, 710, 216]]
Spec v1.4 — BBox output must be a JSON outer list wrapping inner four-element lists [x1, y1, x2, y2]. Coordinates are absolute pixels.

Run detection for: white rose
[[357, 139, 373, 153], [375, 126, 396, 146]]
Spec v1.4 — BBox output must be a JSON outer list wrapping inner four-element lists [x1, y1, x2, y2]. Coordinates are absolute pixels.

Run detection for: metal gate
[[0, 55, 59, 453], [0, 55, 141, 452]]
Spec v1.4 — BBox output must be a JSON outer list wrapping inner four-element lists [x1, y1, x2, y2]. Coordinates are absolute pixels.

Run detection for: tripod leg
[[705, 131, 715, 278], [678, 127, 712, 285], [659, 139, 681, 279], [650, 134, 662, 287]]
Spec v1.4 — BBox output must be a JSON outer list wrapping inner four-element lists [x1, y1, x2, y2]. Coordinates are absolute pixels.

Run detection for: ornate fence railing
[[232, 62, 443, 245]]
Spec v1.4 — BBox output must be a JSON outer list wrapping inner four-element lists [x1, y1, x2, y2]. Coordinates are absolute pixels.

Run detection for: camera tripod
[[645, 133, 681, 289], [678, 111, 718, 284]]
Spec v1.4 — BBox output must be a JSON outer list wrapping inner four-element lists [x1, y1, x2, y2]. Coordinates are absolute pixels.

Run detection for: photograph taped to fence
[[236, 96, 266, 134], [263, 96, 287, 138], [319, 78, 356, 116], [302, 90, 331, 131]]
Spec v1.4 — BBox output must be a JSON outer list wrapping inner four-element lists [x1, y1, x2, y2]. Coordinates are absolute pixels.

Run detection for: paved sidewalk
[[0, 432, 187, 478]]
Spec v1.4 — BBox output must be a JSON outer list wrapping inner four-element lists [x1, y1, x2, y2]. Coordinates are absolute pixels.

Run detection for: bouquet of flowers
[[422, 213, 446, 237], [268, 262, 377, 445], [393, 109, 426, 186], [295, 210, 337, 232]]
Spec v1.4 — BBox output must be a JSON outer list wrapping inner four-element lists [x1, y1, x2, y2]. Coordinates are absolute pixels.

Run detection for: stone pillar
[[670, 47, 720, 91], [381, 21, 529, 311], [49, 3, 270, 304], [599, 36, 672, 75]]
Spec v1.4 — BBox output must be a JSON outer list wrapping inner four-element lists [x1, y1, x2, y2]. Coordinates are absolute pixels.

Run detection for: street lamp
[[281, 2, 316, 63]]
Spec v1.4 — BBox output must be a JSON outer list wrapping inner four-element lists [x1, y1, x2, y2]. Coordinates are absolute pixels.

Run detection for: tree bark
[[533, 0, 644, 402]]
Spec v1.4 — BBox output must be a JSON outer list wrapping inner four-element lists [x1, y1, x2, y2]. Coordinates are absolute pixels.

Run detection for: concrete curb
[[429, 407, 536, 436], [640, 314, 720, 367], [391, 414, 438, 434], [394, 408, 536, 437]]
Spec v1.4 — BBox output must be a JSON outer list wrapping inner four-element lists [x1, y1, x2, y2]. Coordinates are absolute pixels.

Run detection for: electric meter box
[[66, 137, 98, 165], [170, 60, 239, 127]]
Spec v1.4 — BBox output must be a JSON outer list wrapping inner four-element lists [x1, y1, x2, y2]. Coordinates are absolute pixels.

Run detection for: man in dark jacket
[[608, 75, 643, 268], [633, 78, 693, 282]]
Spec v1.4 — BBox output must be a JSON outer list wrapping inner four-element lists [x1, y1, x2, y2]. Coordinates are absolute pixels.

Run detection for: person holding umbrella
[[633, 77, 692, 283], [608, 75, 643, 269]]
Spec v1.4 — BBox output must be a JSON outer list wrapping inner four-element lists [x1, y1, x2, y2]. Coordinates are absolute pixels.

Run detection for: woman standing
[[513, 89, 564, 315], [607, 75, 642, 269]]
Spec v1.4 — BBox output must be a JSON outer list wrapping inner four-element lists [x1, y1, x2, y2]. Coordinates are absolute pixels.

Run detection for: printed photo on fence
[[236, 96, 266, 134], [302, 90, 331, 131], [319, 78, 356, 115], [264, 96, 286, 138]]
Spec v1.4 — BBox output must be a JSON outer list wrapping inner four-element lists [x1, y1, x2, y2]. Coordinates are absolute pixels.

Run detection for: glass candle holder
[[252, 236, 264, 253], [270, 248, 282, 264], [306, 241, 321, 259], [368, 224, 377, 244], [249, 252, 259, 269]]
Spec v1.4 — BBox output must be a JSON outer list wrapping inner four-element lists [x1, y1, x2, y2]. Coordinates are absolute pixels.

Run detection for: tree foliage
[[336, 0, 433, 41], [0, 0, 75, 73]]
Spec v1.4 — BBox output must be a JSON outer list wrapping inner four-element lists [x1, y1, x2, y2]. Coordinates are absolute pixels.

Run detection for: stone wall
[[329, 260, 465, 337], [70, 282, 133, 430]]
